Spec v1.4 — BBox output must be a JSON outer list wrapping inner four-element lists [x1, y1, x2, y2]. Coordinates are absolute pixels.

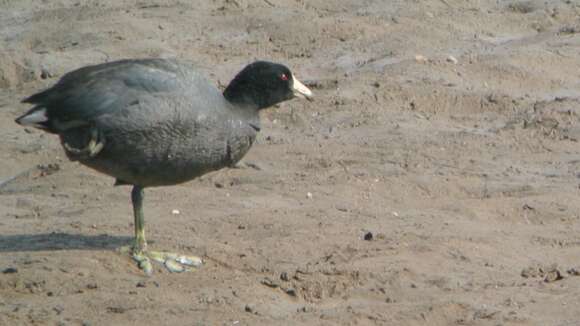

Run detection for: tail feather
[[15, 107, 51, 131]]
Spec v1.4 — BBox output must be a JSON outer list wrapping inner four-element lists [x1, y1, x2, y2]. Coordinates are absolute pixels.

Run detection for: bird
[[15, 58, 313, 274]]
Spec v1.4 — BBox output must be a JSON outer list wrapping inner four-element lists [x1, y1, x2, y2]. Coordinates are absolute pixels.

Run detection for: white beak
[[292, 77, 313, 100]]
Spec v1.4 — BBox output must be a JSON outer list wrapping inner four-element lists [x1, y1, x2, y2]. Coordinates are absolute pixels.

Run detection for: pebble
[[363, 232, 373, 241], [244, 304, 257, 314], [2, 267, 18, 274], [260, 277, 280, 288], [53, 305, 64, 314], [447, 55, 458, 64], [521, 266, 539, 278], [336, 206, 348, 212], [280, 271, 290, 281], [567, 267, 580, 276], [544, 270, 563, 283], [521, 264, 565, 282], [40, 68, 52, 80], [297, 306, 315, 313], [107, 306, 127, 314], [136, 281, 147, 288], [415, 54, 428, 63], [171, 209, 180, 215], [306, 192, 313, 199]]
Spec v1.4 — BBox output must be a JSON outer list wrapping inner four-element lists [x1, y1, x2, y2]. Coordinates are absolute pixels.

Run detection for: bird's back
[[22, 59, 226, 126]]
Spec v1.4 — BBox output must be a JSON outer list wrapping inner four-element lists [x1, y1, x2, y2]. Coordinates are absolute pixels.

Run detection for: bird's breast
[[79, 114, 258, 187]]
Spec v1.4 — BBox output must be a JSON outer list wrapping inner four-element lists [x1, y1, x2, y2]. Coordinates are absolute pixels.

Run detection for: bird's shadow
[[0, 233, 132, 252]]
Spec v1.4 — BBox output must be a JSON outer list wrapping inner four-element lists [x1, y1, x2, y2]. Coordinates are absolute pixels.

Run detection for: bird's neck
[[223, 77, 270, 110]]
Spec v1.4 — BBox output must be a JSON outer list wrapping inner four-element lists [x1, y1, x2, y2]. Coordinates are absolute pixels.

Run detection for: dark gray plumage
[[15, 58, 313, 274]]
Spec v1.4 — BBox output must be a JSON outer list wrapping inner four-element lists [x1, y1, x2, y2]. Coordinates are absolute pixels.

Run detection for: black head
[[223, 61, 312, 110]]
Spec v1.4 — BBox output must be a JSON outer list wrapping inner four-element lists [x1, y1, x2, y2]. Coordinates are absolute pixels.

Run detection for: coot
[[16, 58, 313, 274]]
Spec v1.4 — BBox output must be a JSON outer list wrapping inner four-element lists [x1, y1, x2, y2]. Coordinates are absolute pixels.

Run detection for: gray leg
[[130, 185, 153, 274], [132, 185, 147, 251]]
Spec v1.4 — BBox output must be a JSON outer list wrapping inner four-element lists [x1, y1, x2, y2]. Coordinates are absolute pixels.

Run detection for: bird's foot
[[63, 127, 105, 158], [138, 250, 203, 274], [119, 246, 203, 275]]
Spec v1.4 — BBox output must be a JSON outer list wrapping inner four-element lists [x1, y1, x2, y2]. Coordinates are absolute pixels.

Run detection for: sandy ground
[[1, 0, 580, 325]]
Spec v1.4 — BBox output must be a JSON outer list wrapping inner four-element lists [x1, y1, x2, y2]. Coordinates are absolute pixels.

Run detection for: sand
[[1, 0, 580, 325]]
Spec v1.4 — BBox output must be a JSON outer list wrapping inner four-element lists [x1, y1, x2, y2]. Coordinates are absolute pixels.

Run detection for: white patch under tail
[[15, 108, 48, 128]]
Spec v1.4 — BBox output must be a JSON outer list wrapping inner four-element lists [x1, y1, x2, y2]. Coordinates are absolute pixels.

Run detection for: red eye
[[280, 73, 289, 81]]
